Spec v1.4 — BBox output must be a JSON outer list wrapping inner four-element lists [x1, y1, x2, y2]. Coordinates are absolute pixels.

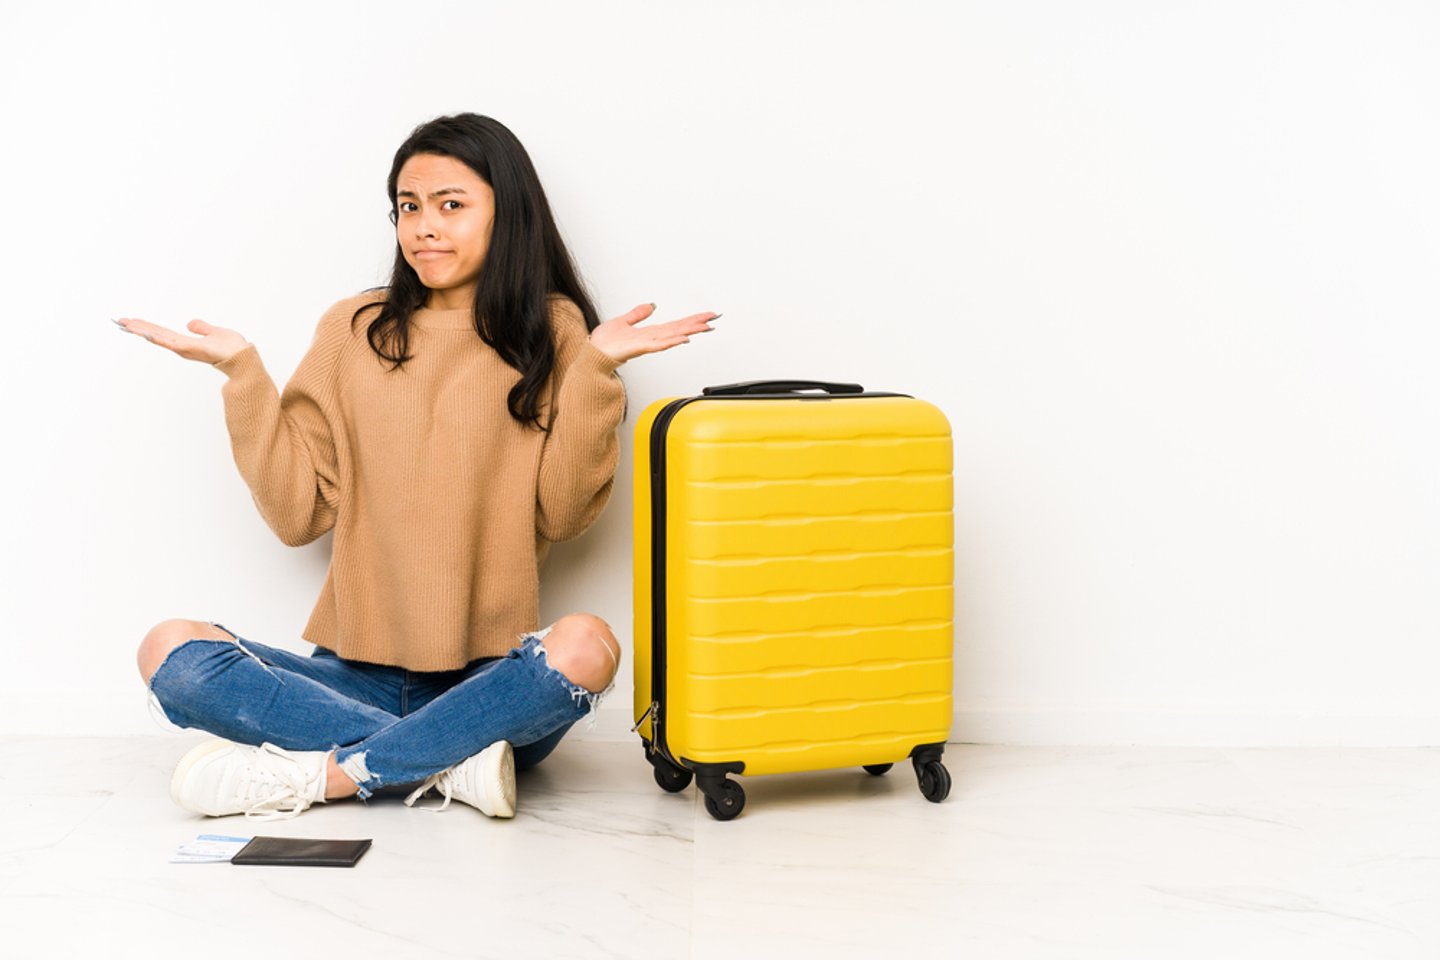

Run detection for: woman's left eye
[[443, 200, 462, 210]]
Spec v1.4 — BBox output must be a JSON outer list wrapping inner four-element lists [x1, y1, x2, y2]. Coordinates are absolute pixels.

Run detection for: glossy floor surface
[[3, 735, 1438, 958]]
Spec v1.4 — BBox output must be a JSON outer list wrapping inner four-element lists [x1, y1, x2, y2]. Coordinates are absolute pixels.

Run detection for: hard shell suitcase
[[633, 380, 954, 820]]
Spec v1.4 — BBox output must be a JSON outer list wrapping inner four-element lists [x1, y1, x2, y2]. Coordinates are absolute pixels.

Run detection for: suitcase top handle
[[701, 380, 865, 396]]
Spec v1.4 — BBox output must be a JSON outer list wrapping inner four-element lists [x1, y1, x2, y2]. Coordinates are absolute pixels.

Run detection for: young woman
[[116, 113, 717, 821]]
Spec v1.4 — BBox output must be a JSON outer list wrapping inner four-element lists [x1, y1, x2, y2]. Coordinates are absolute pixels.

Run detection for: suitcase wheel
[[862, 763, 894, 776], [699, 777, 746, 821], [644, 746, 695, 793], [653, 761, 694, 793], [917, 761, 952, 803]]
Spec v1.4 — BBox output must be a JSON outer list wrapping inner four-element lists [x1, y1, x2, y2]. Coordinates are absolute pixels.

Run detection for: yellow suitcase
[[633, 380, 954, 820]]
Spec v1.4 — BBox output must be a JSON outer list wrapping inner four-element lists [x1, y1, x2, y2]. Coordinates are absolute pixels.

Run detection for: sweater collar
[[412, 306, 476, 330]]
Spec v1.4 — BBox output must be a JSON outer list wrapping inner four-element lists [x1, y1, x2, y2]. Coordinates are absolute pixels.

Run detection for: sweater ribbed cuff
[[213, 342, 263, 380], [577, 339, 625, 376]]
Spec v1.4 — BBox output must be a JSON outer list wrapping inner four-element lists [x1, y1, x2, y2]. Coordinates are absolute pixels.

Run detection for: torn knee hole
[[535, 637, 614, 695]]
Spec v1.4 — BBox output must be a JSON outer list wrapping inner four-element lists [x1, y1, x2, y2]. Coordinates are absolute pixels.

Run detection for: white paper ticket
[[171, 834, 252, 864]]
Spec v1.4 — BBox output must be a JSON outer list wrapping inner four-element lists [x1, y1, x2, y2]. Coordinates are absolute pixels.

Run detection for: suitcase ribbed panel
[[649, 396, 954, 776], [685, 512, 953, 557]]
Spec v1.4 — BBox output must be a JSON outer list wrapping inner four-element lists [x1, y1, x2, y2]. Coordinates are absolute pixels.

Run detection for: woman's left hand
[[588, 304, 719, 363]]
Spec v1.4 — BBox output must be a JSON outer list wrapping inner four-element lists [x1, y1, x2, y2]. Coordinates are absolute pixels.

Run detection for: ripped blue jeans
[[146, 622, 611, 799]]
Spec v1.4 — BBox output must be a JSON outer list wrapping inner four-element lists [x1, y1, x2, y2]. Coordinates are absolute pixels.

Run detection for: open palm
[[113, 316, 249, 365], [588, 304, 718, 363]]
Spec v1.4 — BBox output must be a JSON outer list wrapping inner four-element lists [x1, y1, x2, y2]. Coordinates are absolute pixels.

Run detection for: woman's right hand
[[113, 317, 250, 365]]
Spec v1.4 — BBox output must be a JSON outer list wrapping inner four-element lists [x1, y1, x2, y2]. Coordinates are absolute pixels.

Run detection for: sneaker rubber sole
[[482, 740, 517, 818]]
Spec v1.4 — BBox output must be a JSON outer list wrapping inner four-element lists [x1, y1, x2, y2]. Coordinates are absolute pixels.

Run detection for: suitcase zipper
[[631, 700, 658, 734], [647, 397, 699, 767]]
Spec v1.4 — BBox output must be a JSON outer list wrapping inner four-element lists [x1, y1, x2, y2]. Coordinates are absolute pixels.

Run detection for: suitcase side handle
[[701, 379, 865, 396]]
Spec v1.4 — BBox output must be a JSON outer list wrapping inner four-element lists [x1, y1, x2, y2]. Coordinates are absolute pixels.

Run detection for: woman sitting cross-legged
[[118, 112, 717, 820]]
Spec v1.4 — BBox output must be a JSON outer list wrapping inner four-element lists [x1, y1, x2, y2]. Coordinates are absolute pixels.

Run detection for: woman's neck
[[425, 291, 473, 312]]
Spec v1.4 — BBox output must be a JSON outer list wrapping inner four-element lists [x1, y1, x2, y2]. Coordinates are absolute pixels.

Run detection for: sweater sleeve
[[535, 298, 627, 542], [210, 303, 348, 547]]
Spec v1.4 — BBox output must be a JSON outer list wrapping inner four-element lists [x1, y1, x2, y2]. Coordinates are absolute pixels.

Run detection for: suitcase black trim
[[643, 395, 699, 770], [643, 387, 910, 772]]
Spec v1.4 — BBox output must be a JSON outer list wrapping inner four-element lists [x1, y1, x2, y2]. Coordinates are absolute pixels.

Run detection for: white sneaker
[[403, 740, 515, 818], [170, 738, 328, 821]]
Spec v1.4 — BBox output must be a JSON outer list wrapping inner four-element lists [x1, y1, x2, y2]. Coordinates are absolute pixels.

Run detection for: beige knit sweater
[[212, 289, 626, 670]]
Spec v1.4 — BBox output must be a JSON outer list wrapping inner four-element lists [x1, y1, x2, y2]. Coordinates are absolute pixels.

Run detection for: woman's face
[[394, 153, 496, 310]]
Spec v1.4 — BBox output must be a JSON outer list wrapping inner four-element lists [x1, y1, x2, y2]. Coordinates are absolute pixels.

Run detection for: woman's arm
[[534, 299, 718, 541], [214, 322, 343, 547], [534, 302, 627, 542]]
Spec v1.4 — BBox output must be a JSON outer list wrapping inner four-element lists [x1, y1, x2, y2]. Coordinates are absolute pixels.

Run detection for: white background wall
[[1, 1, 1435, 744]]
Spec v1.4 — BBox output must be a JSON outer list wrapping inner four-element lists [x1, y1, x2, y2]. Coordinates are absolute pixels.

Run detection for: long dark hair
[[351, 113, 602, 428]]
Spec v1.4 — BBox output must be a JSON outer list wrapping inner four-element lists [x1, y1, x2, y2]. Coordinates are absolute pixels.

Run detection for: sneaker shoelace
[[403, 768, 459, 812], [239, 743, 320, 821]]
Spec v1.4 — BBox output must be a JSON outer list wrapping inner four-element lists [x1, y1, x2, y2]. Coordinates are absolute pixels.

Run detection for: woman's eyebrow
[[396, 187, 469, 199]]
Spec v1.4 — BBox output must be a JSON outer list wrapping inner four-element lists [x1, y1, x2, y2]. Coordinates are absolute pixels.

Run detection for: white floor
[[3, 736, 1438, 959]]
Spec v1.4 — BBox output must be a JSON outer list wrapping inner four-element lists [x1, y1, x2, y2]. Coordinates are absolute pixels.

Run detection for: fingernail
[[711, 313, 723, 320], [649, 302, 657, 309]]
